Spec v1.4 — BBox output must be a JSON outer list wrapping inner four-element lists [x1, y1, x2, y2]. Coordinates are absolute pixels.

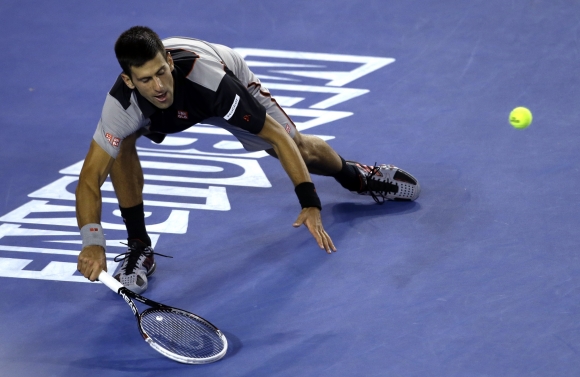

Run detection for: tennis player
[[77, 26, 420, 293]]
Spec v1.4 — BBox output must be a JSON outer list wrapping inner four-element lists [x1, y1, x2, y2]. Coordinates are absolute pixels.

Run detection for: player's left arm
[[257, 114, 336, 253]]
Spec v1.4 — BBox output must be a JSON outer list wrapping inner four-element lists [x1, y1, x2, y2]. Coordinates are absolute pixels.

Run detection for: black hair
[[114, 26, 166, 76]]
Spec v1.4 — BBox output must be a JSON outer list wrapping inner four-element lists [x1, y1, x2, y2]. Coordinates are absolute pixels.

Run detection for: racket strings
[[141, 309, 225, 359]]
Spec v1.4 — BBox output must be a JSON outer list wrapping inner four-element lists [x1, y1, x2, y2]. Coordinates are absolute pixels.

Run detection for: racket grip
[[98, 271, 124, 293]]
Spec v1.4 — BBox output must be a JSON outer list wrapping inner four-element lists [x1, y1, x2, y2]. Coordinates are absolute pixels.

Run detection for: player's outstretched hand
[[293, 207, 337, 253], [78, 245, 107, 281]]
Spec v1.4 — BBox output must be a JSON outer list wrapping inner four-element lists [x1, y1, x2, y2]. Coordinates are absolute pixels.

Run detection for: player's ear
[[121, 72, 136, 90], [166, 52, 174, 71]]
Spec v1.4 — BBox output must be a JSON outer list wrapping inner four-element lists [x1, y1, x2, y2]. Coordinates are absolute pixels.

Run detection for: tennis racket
[[98, 271, 228, 364]]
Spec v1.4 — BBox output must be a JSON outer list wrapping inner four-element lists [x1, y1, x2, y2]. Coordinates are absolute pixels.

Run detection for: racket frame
[[99, 271, 228, 364]]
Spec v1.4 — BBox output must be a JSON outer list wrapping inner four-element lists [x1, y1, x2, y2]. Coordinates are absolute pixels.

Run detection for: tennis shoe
[[113, 239, 157, 294], [347, 161, 421, 203]]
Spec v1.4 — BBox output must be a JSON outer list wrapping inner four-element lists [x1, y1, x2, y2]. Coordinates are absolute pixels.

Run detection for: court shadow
[[221, 331, 243, 359], [67, 334, 240, 371], [328, 200, 420, 223], [68, 355, 183, 372]]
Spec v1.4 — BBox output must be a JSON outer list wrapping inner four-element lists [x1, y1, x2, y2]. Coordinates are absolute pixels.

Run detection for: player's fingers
[[84, 261, 95, 280], [304, 216, 330, 252], [309, 222, 335, 253], [328, 235, 337, 252], [304, 222, 330, 252], [322, 230, 337, 252], [78, 257, 89, 278], [78, 251, 91, 276], [299, 216, 320, 246], [293, 212, 306, 228], [89, 263, 103, 282], [315, 227, 330, 253], [78, 253, 88, 272], [78, 257, 105, 281], [294, 208, 335, 253], [309, 226, 325, 250], [321, 231, 335, 254], [82, 265, 92, 280]]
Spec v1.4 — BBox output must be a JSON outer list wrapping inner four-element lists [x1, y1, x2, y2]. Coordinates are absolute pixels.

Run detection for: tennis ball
[[509, 107, 532, 129]]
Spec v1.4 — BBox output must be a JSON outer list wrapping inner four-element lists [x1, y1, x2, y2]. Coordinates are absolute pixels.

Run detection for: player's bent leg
[[251, 69, 421, 204], [288, 131, 342, 176], [236, 48, 419, 203], [292, 131, 421, 203], [291, 131, 420, 202], [266, 130, 420, 203]]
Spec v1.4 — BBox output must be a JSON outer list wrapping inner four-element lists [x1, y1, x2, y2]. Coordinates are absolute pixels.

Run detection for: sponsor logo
[[177, 110, 189, 120], [223, 94, 240, 121], [284, 124, 291, 134], [243, 114, 251, 122], [105, 132, 120, 147], [121, 292, 138, 315]]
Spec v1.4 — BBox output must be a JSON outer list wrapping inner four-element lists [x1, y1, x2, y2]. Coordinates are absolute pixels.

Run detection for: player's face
[[122, 52, 175, 109]]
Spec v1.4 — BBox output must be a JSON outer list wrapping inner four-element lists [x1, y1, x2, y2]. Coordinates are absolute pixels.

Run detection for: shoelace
[[114, 243, 173, 275], [364, 164, 399, 204]]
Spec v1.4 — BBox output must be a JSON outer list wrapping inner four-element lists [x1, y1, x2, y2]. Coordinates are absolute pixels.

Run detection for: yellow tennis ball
[[509, 107, 533, 129]]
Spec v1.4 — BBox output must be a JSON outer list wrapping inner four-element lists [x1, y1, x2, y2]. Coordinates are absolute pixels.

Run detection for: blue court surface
[[1, 1, 580, 376]]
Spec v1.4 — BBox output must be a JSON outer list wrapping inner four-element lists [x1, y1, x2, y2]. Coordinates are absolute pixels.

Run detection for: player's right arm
[[76, 76, 145, 281], [76, 140, 115, 281]]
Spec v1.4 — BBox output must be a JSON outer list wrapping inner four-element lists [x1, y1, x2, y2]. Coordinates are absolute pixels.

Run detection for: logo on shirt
[[243, 115, 251, 122], [105, 132, 120, 147], [177, 110, 189, 120], [224, 94, 240, 121], [284, 124, 291, 134]]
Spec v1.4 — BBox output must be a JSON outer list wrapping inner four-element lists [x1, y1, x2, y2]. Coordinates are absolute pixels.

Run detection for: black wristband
[[294, 182, 322, 210]]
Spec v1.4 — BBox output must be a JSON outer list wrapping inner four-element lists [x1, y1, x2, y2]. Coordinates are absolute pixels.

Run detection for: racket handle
[[98, 270, 124, 293]]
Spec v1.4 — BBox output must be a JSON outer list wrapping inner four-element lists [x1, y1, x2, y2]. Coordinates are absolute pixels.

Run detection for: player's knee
[[293, 134, 319, 166]]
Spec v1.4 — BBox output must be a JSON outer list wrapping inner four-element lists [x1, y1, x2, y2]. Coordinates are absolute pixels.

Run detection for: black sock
[[332, 156, 364, 192], [119, 203, 151, 246]]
